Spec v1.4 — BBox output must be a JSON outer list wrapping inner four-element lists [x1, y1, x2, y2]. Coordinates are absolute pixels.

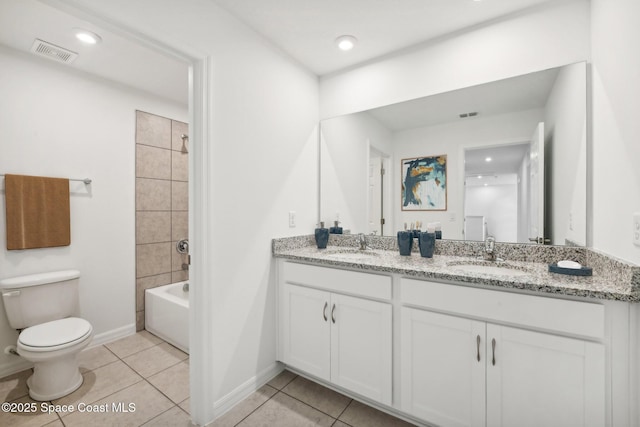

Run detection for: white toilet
[[0, 270, 93, 401]]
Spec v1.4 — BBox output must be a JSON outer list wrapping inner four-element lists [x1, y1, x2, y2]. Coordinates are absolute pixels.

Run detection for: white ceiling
[[0, 0, 559, 106], [0, 0, 189, 105], [465, 143, 531, 177], [353, 67, 559, 179], [366, 67, 560, 131], [212, 0, 557, 75]]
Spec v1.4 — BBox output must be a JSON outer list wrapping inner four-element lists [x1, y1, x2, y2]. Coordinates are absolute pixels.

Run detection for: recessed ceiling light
[[477, 175, 482, 179], [74, 28, 102, 45], [485, 157, 492, 162], [335, 35, 357, 51]]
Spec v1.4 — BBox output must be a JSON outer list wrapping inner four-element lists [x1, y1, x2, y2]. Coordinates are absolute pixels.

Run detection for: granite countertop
[[273, 236, 640, 302]]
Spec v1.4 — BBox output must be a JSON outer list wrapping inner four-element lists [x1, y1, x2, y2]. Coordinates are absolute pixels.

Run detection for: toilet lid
[[19, 317, 92, 348]]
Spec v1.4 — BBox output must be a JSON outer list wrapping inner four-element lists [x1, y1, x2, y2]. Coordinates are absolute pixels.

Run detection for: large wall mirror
[[320, 61, 587, 246]]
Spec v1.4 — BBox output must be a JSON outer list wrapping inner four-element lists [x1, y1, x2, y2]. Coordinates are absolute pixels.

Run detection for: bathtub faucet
[[176, 239, 189, 254]]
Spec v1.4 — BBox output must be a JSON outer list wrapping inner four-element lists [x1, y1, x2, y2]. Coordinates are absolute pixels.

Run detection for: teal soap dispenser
[[329, 220, 343, 234], [315, 222, 329, 249]]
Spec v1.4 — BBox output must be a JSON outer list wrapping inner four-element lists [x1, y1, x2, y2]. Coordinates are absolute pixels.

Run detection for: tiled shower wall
[[135, 110, 189, 331]]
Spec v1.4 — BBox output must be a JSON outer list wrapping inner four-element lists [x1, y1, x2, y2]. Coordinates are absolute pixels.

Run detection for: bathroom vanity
[[273, 235, 640, 427]]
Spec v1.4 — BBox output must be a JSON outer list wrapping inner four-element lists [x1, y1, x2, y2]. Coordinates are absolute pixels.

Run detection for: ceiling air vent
[[30, 39, 78, 64]]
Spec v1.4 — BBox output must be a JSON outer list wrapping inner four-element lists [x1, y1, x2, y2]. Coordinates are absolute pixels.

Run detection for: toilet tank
[[0, 270, 81, 329]]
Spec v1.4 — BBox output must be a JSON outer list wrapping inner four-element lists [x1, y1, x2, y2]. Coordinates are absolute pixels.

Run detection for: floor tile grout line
[[136, 356, 189, 381], [141, 373, 188, 407], [281, 372, 298, 389], [104, 341, 164, 361], [56, 409, 67, 427], [78, 354, 121, 376], [231, 389, 285, 427], [278, 389, 344, 422], [331, 418, 354, 427], [333, 398, 354, 426], [138, 402, 184, 427], [224, 372, 308, 425], [0, 367, 33, 403], [103, 332, 167, 360], [269, 370, 298, 391], [224, 368, 298, 425], [80, 351, 189, 425], [53, 377, 146, 421], [177, 396, 190, 416], [0, 334, 183, 427], [277, 373, 353, 422], [118, 349, 187, 379]]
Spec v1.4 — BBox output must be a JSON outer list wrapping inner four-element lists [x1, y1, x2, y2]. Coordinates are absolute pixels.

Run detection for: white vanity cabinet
[[485, 323, 604, 427], [401, 308, 485, 426], [278, 261, 393, 405], [400, 278, 606, 427]]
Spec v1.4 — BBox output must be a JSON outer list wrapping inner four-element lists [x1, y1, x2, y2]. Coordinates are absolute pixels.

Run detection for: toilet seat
[[18, 317, 92, 352]]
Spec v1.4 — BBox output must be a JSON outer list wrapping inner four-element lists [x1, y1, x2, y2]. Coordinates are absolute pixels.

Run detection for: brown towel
[[4, 174, 71, 250]]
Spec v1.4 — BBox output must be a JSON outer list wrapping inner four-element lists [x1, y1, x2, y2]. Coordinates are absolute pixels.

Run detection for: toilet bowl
[[17, 317, 93, 400], [0, 270, 94, 401]]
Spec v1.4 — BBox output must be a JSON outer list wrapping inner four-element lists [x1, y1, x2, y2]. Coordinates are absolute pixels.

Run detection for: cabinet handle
[[331, 304, 336, 323], [476, 335, 481, 362], [323, 302, 328, 322], [491, 338, 496, 366]]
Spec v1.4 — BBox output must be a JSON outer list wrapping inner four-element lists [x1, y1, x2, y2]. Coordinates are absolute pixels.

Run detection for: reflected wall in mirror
[[320, 62, 587, 245]]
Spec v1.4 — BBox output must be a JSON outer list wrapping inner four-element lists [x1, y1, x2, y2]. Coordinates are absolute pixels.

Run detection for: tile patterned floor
[[0, 331, 191, 427], [0, 331, 416, 427], [216, 371, 418, 427]]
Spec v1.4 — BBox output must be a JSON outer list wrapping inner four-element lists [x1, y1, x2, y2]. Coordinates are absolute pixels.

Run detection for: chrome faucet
[[358, 233, 367, 251], [484, 236, 496, 261]]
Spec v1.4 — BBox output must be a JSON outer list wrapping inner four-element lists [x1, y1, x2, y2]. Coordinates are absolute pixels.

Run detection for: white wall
[[320, 112, 392, 233], [320, 0, 590, 118], [591, 0, 640, 264], [51, 1, 320, 421], [544, 62, 587, 245], [465, 179, 519, 242], [517, 150, 531, 243], [0, 45, 188, 375], [392, 109, 543, 239]]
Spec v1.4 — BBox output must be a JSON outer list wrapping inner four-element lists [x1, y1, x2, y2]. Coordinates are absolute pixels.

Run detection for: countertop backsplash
[[272, 234, 640, 302]]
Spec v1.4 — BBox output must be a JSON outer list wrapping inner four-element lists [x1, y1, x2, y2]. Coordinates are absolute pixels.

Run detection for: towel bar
[[0, 175, 91, 184]]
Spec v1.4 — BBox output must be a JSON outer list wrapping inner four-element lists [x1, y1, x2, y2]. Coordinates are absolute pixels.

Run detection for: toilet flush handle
[[2, 291, 20, 298]]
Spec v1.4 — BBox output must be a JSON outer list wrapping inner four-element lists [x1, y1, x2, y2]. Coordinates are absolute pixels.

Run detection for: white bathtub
[[145, 281, 189, 353]]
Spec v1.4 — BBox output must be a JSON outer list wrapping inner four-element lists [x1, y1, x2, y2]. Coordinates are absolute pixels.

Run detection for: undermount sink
[[323, 248, 380, 261], [447, 261, 530, 277]]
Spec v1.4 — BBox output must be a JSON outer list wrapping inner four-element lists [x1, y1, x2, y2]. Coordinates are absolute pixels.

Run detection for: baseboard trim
[[212, 362, 284, 418], [0, 357, 32, 380], [88, 323, 136, 348], [0, 323, 136, 380]]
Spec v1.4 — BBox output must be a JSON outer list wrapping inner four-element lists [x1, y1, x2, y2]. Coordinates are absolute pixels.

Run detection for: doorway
[[368, 146, 392, 236]]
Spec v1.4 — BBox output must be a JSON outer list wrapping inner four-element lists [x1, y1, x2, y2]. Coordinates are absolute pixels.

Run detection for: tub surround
[[135, 111, 189, 331], [273, 234, 640, 302]]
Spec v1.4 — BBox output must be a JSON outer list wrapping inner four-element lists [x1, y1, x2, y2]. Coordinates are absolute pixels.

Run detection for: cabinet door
[[401, 308, 486, 427], [281, 284, 331, 381], [486, 324, 605, 427], [330, 293, 392, 405]]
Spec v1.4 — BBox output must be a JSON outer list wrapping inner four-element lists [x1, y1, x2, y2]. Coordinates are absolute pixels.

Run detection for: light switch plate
[[289, 211, 296, 228], [634, 212, 640, 247]]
